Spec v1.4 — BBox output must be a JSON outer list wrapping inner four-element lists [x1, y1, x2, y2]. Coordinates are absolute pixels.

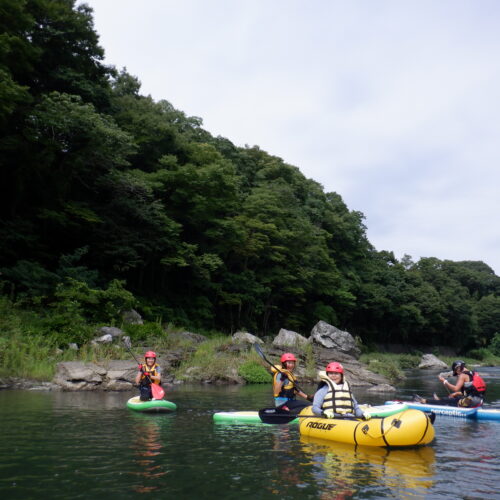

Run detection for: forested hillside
[[1, 0, 499, 352]]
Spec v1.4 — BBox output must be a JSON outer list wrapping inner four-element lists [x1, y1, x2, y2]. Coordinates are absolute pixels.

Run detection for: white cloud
[[84, 0, 500, 274]]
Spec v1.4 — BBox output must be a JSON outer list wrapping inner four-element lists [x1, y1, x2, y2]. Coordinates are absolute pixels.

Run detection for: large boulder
[[367, 384, 397, 393], [101, 360, 137, 390], [310, 321, 360, 358], [272, 328, 309, 348], [232, 331, 263, 344], [53, 362, 106, 390], [96, 326, 125, 338], [312, 345, 388, 387], [170, 331, 208, 344], [418, 354, 448, 370], [121, 309, 143, 325], [91, 334, 113, 345], [53, 360, 137, 391]]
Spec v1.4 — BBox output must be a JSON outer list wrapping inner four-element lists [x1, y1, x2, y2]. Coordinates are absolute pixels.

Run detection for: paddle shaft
[[253, 343, 308, 395], [259, 412, 362, 424]]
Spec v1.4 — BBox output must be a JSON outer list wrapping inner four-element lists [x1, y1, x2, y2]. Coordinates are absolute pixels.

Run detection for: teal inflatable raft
[[126, 396, 177, 413]]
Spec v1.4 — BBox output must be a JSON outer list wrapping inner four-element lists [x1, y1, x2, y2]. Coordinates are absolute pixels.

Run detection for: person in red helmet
[[312, 362, 369, 419], [272, 352, 312, 407], [135, 350, 162, 401]]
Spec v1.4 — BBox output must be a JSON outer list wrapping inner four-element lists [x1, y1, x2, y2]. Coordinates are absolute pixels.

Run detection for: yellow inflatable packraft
[[298, 406, 434, 447]]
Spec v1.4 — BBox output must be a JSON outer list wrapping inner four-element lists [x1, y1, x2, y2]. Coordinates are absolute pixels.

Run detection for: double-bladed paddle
[[253, 342, 309, 397], [258, 406, 359, 425], [123, 337, 165, 400]]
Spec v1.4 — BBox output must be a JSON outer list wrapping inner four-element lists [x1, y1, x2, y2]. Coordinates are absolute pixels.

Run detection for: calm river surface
[[1, 368, 499, 499]]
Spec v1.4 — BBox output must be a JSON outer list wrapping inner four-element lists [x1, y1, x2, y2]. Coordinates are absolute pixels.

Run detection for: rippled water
[[0, 368, 499, 499]]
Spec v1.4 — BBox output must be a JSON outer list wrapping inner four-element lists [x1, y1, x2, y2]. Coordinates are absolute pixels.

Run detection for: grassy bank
[[1, 295, 498, 383]]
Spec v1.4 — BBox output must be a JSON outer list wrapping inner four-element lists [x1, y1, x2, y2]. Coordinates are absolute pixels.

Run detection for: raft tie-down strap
[[359, 409, 411, 443]]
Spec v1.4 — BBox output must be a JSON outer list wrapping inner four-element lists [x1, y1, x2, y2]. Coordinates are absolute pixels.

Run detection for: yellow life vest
[[141, 363, 160, 385], [318, 372, 354, 414], [271, 365, 297, 398]]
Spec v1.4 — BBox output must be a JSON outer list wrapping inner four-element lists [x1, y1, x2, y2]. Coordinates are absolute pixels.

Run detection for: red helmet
[[326, 362, 344, 373], [144, 351, 156, 359], [280, 352, 297, 363]]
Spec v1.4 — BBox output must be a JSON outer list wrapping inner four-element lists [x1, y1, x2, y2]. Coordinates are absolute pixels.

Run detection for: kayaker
[[413, 360, 486, 407], [311, 362, 370, 419], [135, 351, 162, 401], [272, 352, 313, 407]]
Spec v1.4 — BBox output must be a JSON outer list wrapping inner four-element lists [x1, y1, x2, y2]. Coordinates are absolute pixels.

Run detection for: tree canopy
[[1, 0, 498, 352]]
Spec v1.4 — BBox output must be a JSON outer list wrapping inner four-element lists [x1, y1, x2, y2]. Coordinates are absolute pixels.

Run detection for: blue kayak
[[385, 401, 500, 421]]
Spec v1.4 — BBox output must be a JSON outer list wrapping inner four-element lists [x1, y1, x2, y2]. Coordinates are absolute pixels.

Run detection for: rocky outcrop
[[53, 360, 136, 391], [311, 345, 391, 387], [418, 354, 448, 370], [122, 309, 143, 325], [367, 384, 397, 393], [232, 331, 263, 344], [181, 365, 245, 385], [310, 321, 360, 358], [272, 328, 309, 347], [170, 331, 208, 344], [0, 377, 59, 391]]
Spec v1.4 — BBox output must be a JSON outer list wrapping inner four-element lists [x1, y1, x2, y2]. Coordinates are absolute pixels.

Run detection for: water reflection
[[300, 435, 436, 498], [128, 413, 172, 493]]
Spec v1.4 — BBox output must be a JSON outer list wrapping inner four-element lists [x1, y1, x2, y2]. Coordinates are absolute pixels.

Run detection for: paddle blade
[[258, 407, 297, 425], [253, 342, 265, 358], [151, 383, 165, 400]]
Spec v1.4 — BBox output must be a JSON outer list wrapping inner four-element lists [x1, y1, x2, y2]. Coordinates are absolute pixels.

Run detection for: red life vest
[[464, 370, 486, 396], [471, 371, 486, 394]]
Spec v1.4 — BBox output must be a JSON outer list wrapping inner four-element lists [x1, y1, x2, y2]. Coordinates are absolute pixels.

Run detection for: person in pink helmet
[[272, 352, 312, 407], [135, 351, 162, 401], [312, 362, 369, 419]]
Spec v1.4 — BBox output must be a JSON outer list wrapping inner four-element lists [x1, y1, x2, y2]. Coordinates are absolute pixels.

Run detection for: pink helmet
[[144, 351, 156, 359], [280, 352, 297, 363], [326, 362, 344, 373]]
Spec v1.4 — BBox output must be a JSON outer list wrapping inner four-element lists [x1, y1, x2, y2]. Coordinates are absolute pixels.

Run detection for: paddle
[[122, 338, 165, 400], [253, 343, 309, 397], [258, 406, 359, 425]]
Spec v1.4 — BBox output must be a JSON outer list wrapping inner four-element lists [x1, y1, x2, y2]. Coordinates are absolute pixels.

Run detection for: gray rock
[[310, 321, 360, 358], [52, 360, 138, 391], [367, 384, 397, 393], [101, 360, 137, 390], [0, 378, 59, 391], [96, 327, 124, 338], [272, 328, 310, 347], [122, 309, 143, 325], [232, 331, 263, 344], [68, 343, 79, 351], [53, 362, 105, 390], [91, 334, 113, 345], [312, 345, 388, 387], [418, 354, 448, 370], [171, 331, 208, 344]]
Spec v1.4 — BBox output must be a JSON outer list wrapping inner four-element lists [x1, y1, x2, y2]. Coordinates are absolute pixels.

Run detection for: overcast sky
[[83, 1, 500, 275]]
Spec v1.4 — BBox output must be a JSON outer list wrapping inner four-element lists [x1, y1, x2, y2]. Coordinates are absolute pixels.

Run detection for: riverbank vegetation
[[1, 1, 499, 378]]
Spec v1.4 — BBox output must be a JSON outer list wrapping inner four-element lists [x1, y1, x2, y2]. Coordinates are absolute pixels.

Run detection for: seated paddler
[[312, 362, 370, 420], [272, 352, 312, 407]]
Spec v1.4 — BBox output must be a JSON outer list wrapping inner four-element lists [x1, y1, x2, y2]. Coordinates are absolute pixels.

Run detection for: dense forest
[[1, 0, 499, 353]]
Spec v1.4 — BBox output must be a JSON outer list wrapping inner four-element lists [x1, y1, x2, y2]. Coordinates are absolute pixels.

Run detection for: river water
[[1, 368, 499, 499]]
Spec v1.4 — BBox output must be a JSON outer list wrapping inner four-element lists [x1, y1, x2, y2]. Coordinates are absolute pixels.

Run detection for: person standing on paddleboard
[[272, 352, 312, 407], [135, 351, 162, 401], [413, 360, 486, 407], [311, 362, 369, 420]]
